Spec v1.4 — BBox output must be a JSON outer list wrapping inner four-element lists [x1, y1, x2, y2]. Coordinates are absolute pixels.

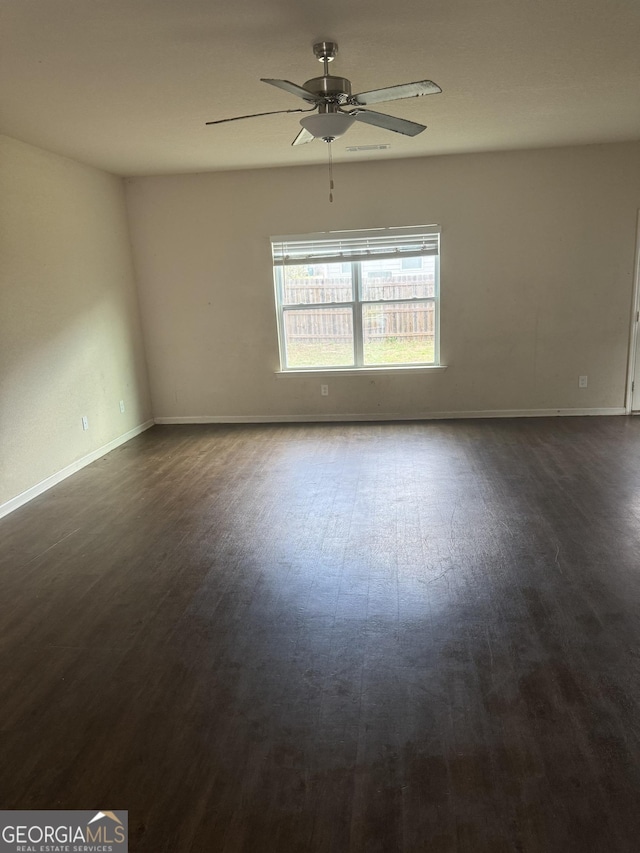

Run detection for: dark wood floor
[[3, 418, 640, 851]]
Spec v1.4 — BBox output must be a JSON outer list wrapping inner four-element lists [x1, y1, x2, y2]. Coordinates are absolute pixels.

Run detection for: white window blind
[[271, 226, 440, 267]]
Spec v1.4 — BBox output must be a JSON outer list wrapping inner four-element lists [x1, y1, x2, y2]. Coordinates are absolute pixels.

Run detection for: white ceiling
[[2, 0, 639, 177]]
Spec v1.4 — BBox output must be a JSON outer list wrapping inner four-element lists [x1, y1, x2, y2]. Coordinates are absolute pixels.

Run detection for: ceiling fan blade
[[260, 78, 318, 103], [351, 109, 426, 137], [351, 80, 441, 106], [205, 107, 314, 126], [292, 127, 314, 146]]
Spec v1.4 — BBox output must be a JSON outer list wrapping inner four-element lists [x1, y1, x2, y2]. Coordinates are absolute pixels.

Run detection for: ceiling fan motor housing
[[302, 76, 352, 103]]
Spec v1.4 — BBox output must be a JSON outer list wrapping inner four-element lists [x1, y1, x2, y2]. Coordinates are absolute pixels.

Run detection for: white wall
[[0, 135, 152, 509], [126, 142, 640, 420]]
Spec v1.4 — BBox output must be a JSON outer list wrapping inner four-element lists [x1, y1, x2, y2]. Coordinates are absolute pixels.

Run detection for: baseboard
[[0, 420, 155, 521], [154, 407, 626, 425]]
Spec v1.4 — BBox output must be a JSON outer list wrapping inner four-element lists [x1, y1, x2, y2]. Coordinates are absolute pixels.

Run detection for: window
[[271, 226, 440, 371]]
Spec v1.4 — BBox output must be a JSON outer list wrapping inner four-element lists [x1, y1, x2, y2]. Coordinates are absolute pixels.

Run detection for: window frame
[[272, 226, 441, 373]]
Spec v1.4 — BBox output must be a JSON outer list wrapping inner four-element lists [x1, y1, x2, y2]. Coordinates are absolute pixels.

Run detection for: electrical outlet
[[321, 384, 329, 396], [81, 416, 89, 430], [579, 375, 588, 388], [119, 400, 125, 413]]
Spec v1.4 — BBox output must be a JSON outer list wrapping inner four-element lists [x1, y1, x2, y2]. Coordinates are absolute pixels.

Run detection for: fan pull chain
[[328, 141, 334, 203]]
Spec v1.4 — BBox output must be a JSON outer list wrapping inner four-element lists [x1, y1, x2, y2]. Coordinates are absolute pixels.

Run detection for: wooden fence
[[284, 274, 436, 342], [286, 302, 435, 342]]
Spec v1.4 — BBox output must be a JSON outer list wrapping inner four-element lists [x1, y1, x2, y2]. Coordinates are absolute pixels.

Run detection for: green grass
[[286, 337, 435, 368]]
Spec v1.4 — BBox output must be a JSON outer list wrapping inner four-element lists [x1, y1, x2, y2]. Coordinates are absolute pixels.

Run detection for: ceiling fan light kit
[[299, 112, 357, 142]]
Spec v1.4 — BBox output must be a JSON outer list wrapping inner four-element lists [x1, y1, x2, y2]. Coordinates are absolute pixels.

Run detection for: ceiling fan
[[206, 41, 442, 146]]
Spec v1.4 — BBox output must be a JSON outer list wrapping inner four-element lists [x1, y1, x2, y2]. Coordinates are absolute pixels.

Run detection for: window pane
[[282, 263, 352, 304], [284, 308, 354, 368], [360, 256, 436, 300], [362, 302, 435, 365]]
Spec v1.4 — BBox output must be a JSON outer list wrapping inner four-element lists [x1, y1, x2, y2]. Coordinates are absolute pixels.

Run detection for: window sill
[[275, 365, 447, 377]]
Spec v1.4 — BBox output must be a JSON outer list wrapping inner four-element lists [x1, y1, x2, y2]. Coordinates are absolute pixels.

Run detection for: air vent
[[345, 144, 391, 152]]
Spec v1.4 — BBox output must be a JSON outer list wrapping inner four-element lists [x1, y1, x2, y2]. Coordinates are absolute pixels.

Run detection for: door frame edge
[[624, 209, 640, 414]]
